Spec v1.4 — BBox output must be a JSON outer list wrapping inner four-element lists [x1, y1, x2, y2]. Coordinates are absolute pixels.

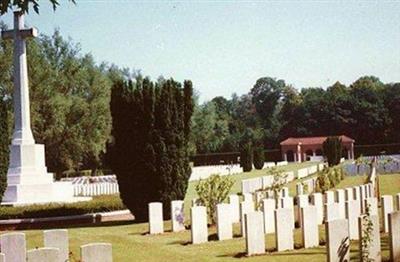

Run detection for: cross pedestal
[[1, 11, 87, 205]]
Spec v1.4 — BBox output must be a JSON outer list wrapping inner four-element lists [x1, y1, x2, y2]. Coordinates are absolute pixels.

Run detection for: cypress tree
[[323, 136, 343, 167], [0, 98, 9, 201], [253, 144, 265, 170], [108, 77, 194, 221]]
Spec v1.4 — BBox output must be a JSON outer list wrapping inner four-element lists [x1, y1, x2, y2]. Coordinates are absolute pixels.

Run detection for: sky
[[1, 1, 399, 102]]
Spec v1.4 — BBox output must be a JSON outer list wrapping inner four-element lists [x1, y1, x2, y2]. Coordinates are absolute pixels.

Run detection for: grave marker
[[311, 193, 324, 224], [388, 211, 400, 261], [301, 206, 319, 248], [27, 248, 59, 262], [325, 219, 350, 262], [80, 243, 112, 262], [148, 202, 164, 234], [191, 206, 208, 244], [245, 212, 265, 256], [275, 208, 294, 251], [216, 203, 233, 240], [345, 200, 361, 240], [43, 229, 69, 262], [381, 195, 394, 233], [262, 198, 275, 233], [358, 215, 381, 262], [229, 194, 240, 223], [0, 232, 26, 262], [171, 200, 185, 232]]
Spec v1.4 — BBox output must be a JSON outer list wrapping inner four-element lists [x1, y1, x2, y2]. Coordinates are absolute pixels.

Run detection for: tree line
[[191, 76, 400, 155]]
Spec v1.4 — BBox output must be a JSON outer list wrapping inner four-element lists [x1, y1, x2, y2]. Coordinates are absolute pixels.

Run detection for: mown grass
[[14, 170, 400, 261]]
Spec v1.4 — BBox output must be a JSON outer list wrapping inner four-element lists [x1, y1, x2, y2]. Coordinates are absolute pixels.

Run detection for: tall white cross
[[1, 11, 37, 145]]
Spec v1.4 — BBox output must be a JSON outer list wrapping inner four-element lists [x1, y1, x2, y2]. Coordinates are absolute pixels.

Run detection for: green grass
[[6, 168, 400, 261]]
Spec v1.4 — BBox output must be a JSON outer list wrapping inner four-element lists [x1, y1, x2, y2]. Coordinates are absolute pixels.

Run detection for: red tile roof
[[280, 135, 354, 146]]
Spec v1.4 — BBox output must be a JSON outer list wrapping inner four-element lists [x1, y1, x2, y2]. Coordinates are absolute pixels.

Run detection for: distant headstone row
[[147, 183, 400, 261], [0, 230, 112, 262], [73, 182, 119, 196]]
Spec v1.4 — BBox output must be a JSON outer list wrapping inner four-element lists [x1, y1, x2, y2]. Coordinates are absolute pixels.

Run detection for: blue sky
[[1, 1, 399, 102]]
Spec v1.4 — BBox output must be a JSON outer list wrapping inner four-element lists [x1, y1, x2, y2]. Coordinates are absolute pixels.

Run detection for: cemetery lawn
[[19, 173, 400, 261]]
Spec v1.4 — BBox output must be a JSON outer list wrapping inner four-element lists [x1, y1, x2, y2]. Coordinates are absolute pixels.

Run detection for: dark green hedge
[[0, 195, 125, 220]]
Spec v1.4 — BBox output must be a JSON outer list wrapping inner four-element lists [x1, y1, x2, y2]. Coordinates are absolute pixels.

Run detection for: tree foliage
[[0, 0, 75, 14], [323, 136, 343, 166], [195, 174, 234, 224], [0, 29, 112, 176], [107, 77, 194, 221]]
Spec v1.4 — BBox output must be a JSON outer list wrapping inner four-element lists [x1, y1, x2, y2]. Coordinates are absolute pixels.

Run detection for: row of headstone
[[241, 171, 296, 194], [295, 177, 317, 195], [74, 182, 119, 196], [296, 165, 318, 179], [276, 161, 288, 166], [0, 230, 112, 262], [61, 174, 118, 185], [189, 164, 243, 181], [326, 210, 400, 262]]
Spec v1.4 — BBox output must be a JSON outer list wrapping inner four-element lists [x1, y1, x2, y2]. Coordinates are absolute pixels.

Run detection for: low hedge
[[0, 195, 125, 220]]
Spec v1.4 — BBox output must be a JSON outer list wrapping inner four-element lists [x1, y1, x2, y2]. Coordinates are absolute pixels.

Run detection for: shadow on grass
[[217, 249, 326, 259]]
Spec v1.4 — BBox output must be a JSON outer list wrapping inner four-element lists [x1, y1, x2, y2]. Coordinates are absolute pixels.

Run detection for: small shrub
[[315, 171, 331, 193], [253, 146, 264, 170], [264, 167, 288, 207], [195, 174, 234, 224], [240, 141, 253, 172]]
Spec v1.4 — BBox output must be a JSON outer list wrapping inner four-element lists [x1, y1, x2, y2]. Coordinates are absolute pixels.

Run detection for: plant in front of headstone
[[315, 170, 331, 193], [195, 174, 234, 224], [302, 181, 309, 194], [265, 167, 288, 208], [360, 203, 374, 262], [322, 136, 343, 167], [0, 98, 9, 202]]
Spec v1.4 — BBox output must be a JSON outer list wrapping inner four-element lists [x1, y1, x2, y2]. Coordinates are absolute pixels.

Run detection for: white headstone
[[297, 194, 309, 228], [148, 202, 164, 234], [281, 187, 289, 198], [325, 219, 350, 262], [80, 243, 112, 262], [27, 248, 59, 262], [245, 212, 265, 256], [171, 200, 185, 232], [325, 203, 341, 222], [280, 197, 294, 229], [324, 191, 335, 204], [353, 186, 361, 201], [381, 195, 394, 233], [345, 200, 361, 240], [358, 215, 381, 262], [296, 183, 303, 196], [301, 206, 319, 248], [0, 253, 4, 262], [229, 194, 240, 223], [190, 206, 208, 244], [364, 197, 378, 216], [262, 198, 275, 234], [345, 187, 354, 201], [43, 229, 69, 262], [240, 200, 255, 236], [336, 189, 346, 219], [275, 208, 294, 251], [388, 211, 400, 261], [311, 193, 324, 225], [243, 193, 253, 203], [216, 203, 233, 240], [0, 232, 26, 262]]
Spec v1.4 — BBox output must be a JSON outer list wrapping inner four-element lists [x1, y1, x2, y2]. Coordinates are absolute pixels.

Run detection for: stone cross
[[1, 11, 37, 145]]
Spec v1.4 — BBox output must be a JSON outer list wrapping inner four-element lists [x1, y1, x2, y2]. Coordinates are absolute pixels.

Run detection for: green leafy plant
[[264, 167, 288, 208], [195, 174, 234, 224], [240, 141, 253, 172], [360, 203, 374, 262]]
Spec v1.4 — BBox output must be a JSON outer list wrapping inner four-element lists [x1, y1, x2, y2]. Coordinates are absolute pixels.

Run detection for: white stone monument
[[245, 212, 265, 256], [0, 232, 26, 262], [216, 203, 233, 240], [27, 247, 60, 262], [148, 202, 164, 234], [171, 200, 185, 232], [1, 11, 76, 205], [80, 243, 112, 262], [43, 229, 69, 262], [388, 211, 400, 261], [325, 219, 350, 262]]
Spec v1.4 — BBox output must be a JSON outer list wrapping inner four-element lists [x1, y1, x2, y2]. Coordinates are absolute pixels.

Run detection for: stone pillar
[[381, 195, 394, 233], [148, 202, 164, 234], [388, 211, 400, 261], [245, 212, 265, 256], [283, 152, 288, 162], [190, 206, 208, 244], [297, 143, 302, 163], [325, 219, 350, 262], [216, 203, 233, 240]]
